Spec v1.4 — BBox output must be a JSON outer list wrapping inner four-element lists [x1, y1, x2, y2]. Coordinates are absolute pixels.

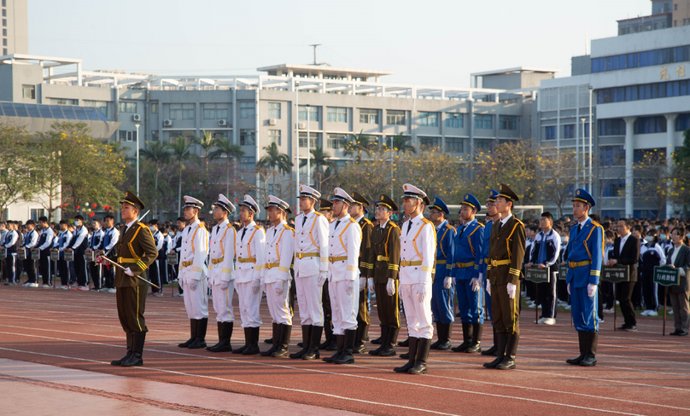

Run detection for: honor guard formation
[[3, 184, 689, 372]]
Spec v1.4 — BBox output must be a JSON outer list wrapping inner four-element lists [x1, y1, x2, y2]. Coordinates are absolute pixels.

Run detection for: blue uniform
[[452, 219, 485, 324], [431, 220, 455, 324], [565, 217, 604, 332]]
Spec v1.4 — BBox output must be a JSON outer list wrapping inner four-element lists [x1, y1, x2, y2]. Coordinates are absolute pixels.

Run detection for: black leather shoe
[[579, 354, 597, 367], [496, 357, 516, 370], [120, 353, 143, 367], [110, 353, 131, 366], [481, 345, 497, 356], [464, 343, 481, 353]]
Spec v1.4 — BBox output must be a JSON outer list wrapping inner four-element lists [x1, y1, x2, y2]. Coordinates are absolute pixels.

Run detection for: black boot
[[354, 324, 367, 354], [319, 323, 337, 350], [496, 333, 518, 370], [207, 321, 233, 352], [408, 338, 431, 375], [465, 323, 482, 353], [378, 326, 398, 357], [264, 323, 278, 344], [333, 329, 356, 364], [483, 332, 506, 368], [290, 325, 311, 359], [242, 327, 260, 355], [121, 332, 145, 367], [579, 332, 597, 367], [566, 331, 586, 365], [398, 337, 409, 347], [324, 334, 344, 363], [394, 337, 418, 373], [452, 323, 472, 352], [261, 323, 280, 356], [111, 332, 133, 366], [233, 327, 251, 354], [303, 326, 323, 360], [369, 326, 389, 356], [178, 319, 196, 348], [481, 329, 497, 356], [188, 318, 208, 349], [272, 324, 291, 358], [437, 323, 452, 350]]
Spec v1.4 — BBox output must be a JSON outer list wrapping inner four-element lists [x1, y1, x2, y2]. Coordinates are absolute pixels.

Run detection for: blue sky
[[29, 0, 651, 86]]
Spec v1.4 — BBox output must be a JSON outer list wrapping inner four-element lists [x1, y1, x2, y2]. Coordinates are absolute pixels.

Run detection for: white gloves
[[189, 279, 199, 291], [470, 277, 481, 292], [507, 282, 517, 299], [486, 280, 491, 296], [587, 283, 597, 298], [124, 267, 134, 277], [359, 277, 366, 292], [386, 278, 395, 296], [219, 280, 230, 290], [414, 284, 426, 303], [368, 278, 375, 294], [251, 279, 261, 294], [318, 271, 328, 287], [275, 280, 286, 296], [443, 276, 453, 289], [567, 283, 571, 295]]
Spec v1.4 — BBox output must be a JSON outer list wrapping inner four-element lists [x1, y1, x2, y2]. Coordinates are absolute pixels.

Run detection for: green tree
[[472, 141, 537, 203], [168, 136, 194, 216], [209, 137, 245, 196], [195, 130, 216, 187], [385, 134, 416, 154], [343, 131, 376, 163], [257, 142, 292, 198], [671, 130, 690, 216], [0, 124, 47, 220], [141, 141, 171, 218], [634, 148, 670, 219], [534, 148, 577, 218], [300, 146, 335, 192]]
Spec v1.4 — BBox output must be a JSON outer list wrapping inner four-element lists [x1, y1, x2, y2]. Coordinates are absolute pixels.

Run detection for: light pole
[[134, 120, 141, 196], [306, 104, 311, 186]]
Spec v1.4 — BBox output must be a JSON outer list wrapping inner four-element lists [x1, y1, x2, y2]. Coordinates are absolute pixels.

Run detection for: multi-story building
[[1, 0, 28, 56]]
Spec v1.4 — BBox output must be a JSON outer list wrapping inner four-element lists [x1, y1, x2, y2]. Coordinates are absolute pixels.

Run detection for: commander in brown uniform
[[483, 184, 525, 371], [368, 194, 401, 357], [350, 192, 375, 354], [107, 191, 158, 367]]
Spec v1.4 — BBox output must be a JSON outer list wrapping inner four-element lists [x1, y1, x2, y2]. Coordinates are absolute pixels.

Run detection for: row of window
[[597, 79, 690, 104], [591, 44, 690, 73], [543, 123, 591, 140]]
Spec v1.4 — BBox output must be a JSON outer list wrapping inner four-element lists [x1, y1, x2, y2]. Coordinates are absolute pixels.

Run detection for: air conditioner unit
[[218, 119, 228, 127], [268, 118, 277, 126], [163, 119, 173, 127], [298, 122, 306, 129], [131, 114, 142, 122]]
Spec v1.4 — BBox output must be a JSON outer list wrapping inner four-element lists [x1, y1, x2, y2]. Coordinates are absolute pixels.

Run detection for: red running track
[[0, 286, 689, 416]]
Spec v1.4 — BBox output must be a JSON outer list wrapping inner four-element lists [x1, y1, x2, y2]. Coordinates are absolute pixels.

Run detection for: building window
[[544, 126, 556, 140], [418, 112, 439, 127], [239, 102, 255, 119], [445, 113, 464, 129], [30, 209, 46, 221], [597, 79, 690, 104], [419, 136, 441, 149], [119, 101, 138, 114], [118, 130, 137, 142], [445, 137, 464, 153], [599, 145, 625, 166], [21, 84, 35, 99], [634, 116, 667, 134], [591, 44, 690, 73], [474, 114, 494, 129], [598, 118, 625, 136], [499, 115, 519, 130], [298, 105, 320, 122], [202, 103, 229, 120], [600, 179, 626, 197], [267, 102, 281, 119], [386, 110, 406, 126], [239, 129, 256, 146], [267, 129, 281, 146], [327, 107, 348, 123], [150, 103, 158, 114], [83, 100, 109, 118], [676, 113, 690, 131], [359, 108, 380, 124], [562, 124, 575, 139], [47, 97, 78, 106], [299, 132, 321, 148], [327, 133, 347, 150]]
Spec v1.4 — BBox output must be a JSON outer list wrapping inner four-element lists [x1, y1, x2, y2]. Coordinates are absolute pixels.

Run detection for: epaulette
[[362, 218, 373, 226], [591, 220, 603, 229], [349, 217, 356, 224], [283, 223, 295, 232], [477, 222, 485, 228], [422, 218, 433, 225], [514, 217, 524, 226], [390, 221, 399, 228], [447, 224, 456, 231], [314, 211, 323, 217]]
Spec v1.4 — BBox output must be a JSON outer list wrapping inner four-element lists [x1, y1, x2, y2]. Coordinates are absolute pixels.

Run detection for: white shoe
[[668, 310, 674, 315], [564, 305, 571, 310], [78, 286, 89, 291], [645, 310, 658, 317], [542, 318, 556, 325], [537, 317, 545, 324], [41, 284, 51, 289], [603, 308, 614, 314], [107, 288, 116, 294], [28, 283, 39, 288], [60, 285, 70, 290]]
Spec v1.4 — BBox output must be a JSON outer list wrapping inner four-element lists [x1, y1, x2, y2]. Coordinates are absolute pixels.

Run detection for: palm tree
[[140, 141, 171, 218], [343, 131, 376, 163], [194, 130, 216, 188], [299, 146, 335, 192], [168, 136, 193, 216], [209, 137, 245, 196], [385, 134, 416, 154], [257, 142, 292, 197]]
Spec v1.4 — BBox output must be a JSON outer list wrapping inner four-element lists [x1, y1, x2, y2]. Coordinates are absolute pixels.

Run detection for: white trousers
[[400, 281, 434, 339], [295, 274, 324, 326], [266, 280, 292, 325], [329, 279, 358, 335], [182, 278, 208, 320], [235, 281, 262, 328], [210, 281, 235, 323]]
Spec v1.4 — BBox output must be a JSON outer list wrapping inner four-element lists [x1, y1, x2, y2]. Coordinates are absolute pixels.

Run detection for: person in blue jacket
[[564, 188, 604, 367]]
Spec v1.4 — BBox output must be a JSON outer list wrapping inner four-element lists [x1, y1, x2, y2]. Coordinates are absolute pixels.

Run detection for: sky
[[28, 0, 652, 87]]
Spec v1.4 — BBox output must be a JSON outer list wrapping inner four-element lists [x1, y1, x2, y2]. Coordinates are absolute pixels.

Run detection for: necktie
[[458, 225, 466, 238], [406, 221, 412, 236], [302, 215, 308, 227], [241, 227, 247, 241], [215, 226, 219, 235], [578, 224, 582, 233], [497, 221, 503, 231], [334, 220, 341, 230], [273, 228, 277, 237]]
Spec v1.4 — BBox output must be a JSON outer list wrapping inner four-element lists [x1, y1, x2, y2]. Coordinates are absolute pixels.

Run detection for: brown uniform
[[355, 216, 375, 348], [487, 215, 525, 341], [372, 220, 401, 329]]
